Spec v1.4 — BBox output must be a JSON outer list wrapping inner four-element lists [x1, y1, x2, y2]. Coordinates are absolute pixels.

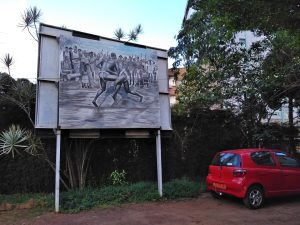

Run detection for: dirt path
[[2, 193, 300, 225]]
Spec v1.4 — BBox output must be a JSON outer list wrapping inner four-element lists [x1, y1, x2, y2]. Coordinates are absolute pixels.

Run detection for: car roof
[[220, 148, 283, 155]]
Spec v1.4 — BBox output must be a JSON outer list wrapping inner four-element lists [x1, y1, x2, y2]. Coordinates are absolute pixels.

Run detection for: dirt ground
[[2, 192, 300, 225]]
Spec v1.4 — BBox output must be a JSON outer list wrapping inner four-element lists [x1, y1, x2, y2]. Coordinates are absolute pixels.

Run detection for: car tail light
[[233, 169, 247, 177]]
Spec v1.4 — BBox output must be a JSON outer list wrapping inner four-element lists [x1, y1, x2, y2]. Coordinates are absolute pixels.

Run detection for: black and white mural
[[58, 35, 160, 129]]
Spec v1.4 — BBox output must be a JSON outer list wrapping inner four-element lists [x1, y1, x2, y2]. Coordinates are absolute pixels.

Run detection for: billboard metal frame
[[36, 23, 171, 212]]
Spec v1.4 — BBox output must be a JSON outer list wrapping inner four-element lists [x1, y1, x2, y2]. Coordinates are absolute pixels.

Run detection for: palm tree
[[134, 24, 143, 36], [114, 24, 143, 42], [19, 6, 42, 42], [114, 28, 126, 40], [1, 53, 14, 75], [127, 30, 138, 41]]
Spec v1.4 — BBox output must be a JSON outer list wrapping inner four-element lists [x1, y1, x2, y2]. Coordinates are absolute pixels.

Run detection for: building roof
[[168, 67, 186, 81]]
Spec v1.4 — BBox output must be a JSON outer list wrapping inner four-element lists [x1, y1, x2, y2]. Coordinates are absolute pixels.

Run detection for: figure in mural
[[92, 52, 143, 107]]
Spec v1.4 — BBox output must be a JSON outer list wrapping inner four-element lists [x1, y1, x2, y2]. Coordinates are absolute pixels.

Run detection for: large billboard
[[58, 35, 160, 129]]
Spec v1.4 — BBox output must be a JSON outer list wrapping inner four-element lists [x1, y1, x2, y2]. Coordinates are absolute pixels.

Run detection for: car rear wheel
[[243, 185, 264, 209], [210, 190, 223, 199]]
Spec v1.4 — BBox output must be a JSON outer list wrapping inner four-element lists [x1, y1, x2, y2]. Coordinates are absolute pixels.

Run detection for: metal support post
[[55, 129, 61, 212], [156, 129, 163, 196]]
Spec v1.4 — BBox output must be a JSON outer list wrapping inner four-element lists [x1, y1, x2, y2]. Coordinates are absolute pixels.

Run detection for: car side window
[[275, 152, 300, 168], [251, 151, 275, 166]]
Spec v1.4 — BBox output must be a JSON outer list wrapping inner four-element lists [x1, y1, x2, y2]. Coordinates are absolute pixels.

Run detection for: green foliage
[[0, 124, 45, 158], [192, 0, 300, 35], [110, 170, 128, 186], [170, 0, 300, 149], [0, 75, 36, 127], [261, 32, 300, 109], [0, 146, 54, 194], [113, 24, 143, 42], [163, 179, 202, 199], [168, 108, 244, 179], [0, 180, 202, 213], [114, 28, 125, 40], [0, 113, 245, 194], [60, 180, 201, 213], [0, 193, 53, 208], [19, 6, 42, 42], [0, 125, 28, 158], [60, 182, 159, 213]]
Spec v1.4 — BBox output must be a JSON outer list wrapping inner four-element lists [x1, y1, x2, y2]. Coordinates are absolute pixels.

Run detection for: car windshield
[[212, 152, 241, 167]]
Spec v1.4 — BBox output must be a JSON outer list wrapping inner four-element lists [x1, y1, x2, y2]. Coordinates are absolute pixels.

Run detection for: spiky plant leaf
[[0, 125, 28, 158], [24, 130, 43, 156]]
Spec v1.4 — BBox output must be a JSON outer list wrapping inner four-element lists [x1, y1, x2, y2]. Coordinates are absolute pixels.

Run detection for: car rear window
[[212, 152, 241, 167], [251, 151, 275, 166]]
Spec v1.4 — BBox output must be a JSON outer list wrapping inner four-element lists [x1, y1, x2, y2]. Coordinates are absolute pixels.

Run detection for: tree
[[0, 76, 36, 127], [260, 32, 300, 152], [1, 54, 14, 75], [199, 0, 300, 152], [171, 0, 300, 150], [169, 6, 268, 147], [113, 24, 143, 42], [19, 6, 42, 42], [191, 0, 300, 35], [114, 28, 126, 40]]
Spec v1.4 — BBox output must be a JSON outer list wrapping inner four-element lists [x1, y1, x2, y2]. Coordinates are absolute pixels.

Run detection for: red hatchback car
[[206, 148, 300, 209]]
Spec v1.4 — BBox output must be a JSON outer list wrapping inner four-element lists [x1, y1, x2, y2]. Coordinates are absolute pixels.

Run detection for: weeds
[[1, 179, 203, 213]]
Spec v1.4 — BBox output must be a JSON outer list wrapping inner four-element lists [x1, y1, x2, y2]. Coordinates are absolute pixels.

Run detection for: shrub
[[0, 193, 53, 208], [60, 182, 160, 212], [0, 180, 202, 213], [110, 170, 128, 186], [163, 179, 201, 199]]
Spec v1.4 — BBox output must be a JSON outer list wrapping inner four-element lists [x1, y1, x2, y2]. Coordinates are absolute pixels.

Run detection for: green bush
[[126, 182, 160, 202], [0, 192, 53, 208], [60, 182, 160, 212], [0, 180, 202, 213], [60, 180, 201, 212], [163, 179, 201, 199]]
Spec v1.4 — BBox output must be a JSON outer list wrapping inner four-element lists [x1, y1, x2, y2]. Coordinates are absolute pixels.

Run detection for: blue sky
[[0, 0, 187, 80]]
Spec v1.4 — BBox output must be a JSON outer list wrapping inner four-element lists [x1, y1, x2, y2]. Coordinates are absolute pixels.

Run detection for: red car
[[206, 148, 300, 209]]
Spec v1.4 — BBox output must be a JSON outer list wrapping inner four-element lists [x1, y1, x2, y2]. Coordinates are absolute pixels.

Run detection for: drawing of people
[[92, 52, 143, 107], [92, 52, 120, 107], [79, 51, 96, 88], [62, 47, 72, 70], [72, 45, 81, 73]]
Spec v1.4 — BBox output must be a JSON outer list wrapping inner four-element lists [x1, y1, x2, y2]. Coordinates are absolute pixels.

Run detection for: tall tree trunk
[[288, 96, 296, 154]]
